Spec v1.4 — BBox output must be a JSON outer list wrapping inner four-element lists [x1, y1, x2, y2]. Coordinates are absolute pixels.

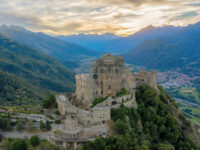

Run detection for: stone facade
[[76, 53, 157, 106]]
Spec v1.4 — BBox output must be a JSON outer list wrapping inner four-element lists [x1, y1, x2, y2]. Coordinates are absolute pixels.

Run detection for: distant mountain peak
[[0, 24, 27, 32]]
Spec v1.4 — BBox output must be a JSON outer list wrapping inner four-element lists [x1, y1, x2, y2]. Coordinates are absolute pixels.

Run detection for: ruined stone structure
[[51, 53, 157, 149], [76, 53, 157, 107]]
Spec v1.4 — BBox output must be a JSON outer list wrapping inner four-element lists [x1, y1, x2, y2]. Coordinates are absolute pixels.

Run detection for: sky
[[0, 0, 200, 36]]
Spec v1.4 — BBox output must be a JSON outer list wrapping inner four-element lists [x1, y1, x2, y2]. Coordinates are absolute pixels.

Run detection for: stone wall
[[95, 93, 137, 109], [56, 94, 111, 128], [75, 74, 94, 106], [133, 70, 157, 89], [91, 107, 110, 124]]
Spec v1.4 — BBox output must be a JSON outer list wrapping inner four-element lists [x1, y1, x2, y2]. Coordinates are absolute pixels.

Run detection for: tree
[[0, 134, 2, 142], [16, 122, 23, 132], [6, 119, 11, 130], [116, 136, 129, 150], [113, 120, 128, 135], [2, 138, 12, 150], [46, 120, 51, 131], [55, 120, 61, 124], [42, 94, 57, 109], [0, 117, 11, 131], [11, 139, 27, 150], [55, 110, 60, 115], [30, 135, 40, 147], [40, 121, 45, 130]]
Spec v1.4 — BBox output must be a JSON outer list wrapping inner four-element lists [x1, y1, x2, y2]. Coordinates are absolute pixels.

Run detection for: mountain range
[[57, 33, 119, 53], [0, 25, 96, 61], [123, 22, 200, 71], [58, 25, 183, 53]]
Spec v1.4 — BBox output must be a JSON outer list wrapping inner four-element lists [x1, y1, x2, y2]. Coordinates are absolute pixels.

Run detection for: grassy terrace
[[92, 88, 130, 107], [92, 97, 107, 107], [116, 88, 129, 97]]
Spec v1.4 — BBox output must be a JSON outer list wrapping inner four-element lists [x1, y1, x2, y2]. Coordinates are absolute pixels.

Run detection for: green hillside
[[0, 34, 75, 105], [82, 85, 200, 149], [0, 71, 50, 105]]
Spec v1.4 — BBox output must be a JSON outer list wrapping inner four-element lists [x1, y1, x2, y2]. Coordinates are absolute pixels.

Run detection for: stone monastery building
[[76, 53, 157, 107]]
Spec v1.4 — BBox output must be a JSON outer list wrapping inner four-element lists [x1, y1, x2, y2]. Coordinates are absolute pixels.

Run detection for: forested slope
[[0, 34, 75, 105], [82, 85, 200, 150]]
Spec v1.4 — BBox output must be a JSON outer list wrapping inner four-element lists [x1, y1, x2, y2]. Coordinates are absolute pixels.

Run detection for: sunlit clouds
[[0, 0, 200, 36]]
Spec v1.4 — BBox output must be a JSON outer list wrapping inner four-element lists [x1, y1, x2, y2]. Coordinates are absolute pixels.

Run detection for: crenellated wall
[[132, 70, 157, 89]]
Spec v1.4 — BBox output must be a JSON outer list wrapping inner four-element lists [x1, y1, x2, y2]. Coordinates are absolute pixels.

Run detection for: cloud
[[88, 0, 170, 7], [174, 11, 199, 20], [0, 0, 200, 36], [0, 11, 42, 27]]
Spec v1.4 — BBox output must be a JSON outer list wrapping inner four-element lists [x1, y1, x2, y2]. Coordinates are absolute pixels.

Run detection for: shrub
[[45, 120, 51, 131], [55, 120, 61, 124], [30, 135, 40, 147], [40, 121, 45, 130], [0, 117, 11, 131], [11, 139, 27, 150], [113, 120, 128, 135], [55, 110, 60, 115], [116, 88, 129, 97], [92, 97, 107, 107], [16, 122, 23, 132], [42, 94, 57, 109]]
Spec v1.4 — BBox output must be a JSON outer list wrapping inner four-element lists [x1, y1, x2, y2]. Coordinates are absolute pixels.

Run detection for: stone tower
[[90, 53, 125, 98]]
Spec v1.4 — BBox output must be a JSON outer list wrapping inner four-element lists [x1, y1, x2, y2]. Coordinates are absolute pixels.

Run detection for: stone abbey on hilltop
[[52, 53, 157, 149], [76, 53, 157, 107]]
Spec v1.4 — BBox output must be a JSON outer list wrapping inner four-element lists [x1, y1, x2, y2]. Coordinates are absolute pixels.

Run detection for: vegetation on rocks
[[116, 88, 129, 97], [92, 97, 107, 107]]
